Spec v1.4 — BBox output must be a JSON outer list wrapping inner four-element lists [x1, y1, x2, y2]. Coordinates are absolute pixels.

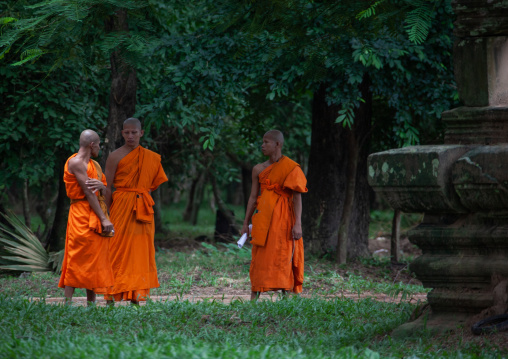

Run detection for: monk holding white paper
[[241, 130, 308, 300]]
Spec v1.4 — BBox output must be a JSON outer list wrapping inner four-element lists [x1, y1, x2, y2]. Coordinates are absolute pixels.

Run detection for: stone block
[[454, 38, 489, 106], [453, 0, 508, 38], [410, 254, 508, 288], [452, 145, 508, 210], [367, 145, 472, 213], [443, 106, 508, 144], [454, 37, 508, 107], [428, 290, 493, 313], [407, 215, 508, 315]]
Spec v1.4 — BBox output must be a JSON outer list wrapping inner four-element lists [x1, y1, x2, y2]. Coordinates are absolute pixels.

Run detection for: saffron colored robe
[[105, 146, 168, 302], [58, 154, 114, 293], [250, 156, 308, 293]]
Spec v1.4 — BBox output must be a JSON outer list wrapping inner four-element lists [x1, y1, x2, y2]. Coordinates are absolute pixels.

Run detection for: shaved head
[[79, 129, 100, 148], [264, 130, 284, 146], [123, 117, 142, 129]]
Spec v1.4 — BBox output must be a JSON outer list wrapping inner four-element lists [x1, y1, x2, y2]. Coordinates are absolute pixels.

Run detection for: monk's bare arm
[[241, 165, 263, 235], [292, 192, 302, 240], [104, 152, 120, 209], [68, 158, 114, 232]]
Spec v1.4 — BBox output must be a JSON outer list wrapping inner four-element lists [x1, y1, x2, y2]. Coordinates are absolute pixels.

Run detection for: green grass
[[2, 208, 506, 357], [0, 293, 505, 358], [0, 244, 424, 299]]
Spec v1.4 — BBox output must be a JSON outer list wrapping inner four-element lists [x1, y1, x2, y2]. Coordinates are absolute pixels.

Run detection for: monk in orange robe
[[58, 129, 115, 305], [242, 130, 307, 300], [104, 118, 168, 305]]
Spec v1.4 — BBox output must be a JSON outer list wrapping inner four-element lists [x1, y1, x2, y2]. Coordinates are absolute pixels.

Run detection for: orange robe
[[105, 146, 168, 302], [250, 156, 308, 293], [58, 154, 114, 293]]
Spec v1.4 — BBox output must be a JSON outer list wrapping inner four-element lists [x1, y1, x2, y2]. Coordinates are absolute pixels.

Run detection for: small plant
[[0, 212, 62, 273]]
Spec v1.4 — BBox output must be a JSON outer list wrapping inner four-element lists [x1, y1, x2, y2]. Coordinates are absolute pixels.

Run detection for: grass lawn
[[1, 207, 507, 358]]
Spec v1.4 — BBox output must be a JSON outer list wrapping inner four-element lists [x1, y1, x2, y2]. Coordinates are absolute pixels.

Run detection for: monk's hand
[[292, 223, 302, 240], [241, 223, 250, 237], [86, 178, 105, 193], [101, 219, 114, 233]]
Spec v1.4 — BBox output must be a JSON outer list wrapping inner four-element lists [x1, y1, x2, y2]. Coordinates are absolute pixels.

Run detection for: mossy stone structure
[[368, 1, 508, 331]]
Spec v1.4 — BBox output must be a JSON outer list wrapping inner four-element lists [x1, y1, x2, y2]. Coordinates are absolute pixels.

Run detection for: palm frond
[[0, 212, 51, 272], [0, 264, 51, 272], [49, 250, 64, 274]]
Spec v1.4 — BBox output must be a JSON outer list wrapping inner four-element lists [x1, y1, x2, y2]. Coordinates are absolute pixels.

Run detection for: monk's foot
[[250, 292, 260, 301], [86, 301, 96, 307], [130, 300, 140, 306], [106, 300, 115, 307], [64, 298, 72, 306]]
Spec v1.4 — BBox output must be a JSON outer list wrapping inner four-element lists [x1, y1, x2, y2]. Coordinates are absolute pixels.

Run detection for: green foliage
[[0, 212, 50, 272], [404, 0, 435, 44], [205, 0, 457, 147], [0, 0, 158, 69], [0, 288, 506, 357], [11, 48, 45, 66], [0, 294, 412, 358], [0, 60, 109, 187], [357, 1, 387, 20], [356, 0, 439, 45]]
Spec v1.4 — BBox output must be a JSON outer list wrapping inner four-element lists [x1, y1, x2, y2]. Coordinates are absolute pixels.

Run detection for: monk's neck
[[76, 149, 91, 164], [268, 153, 284, 164], [122, 143, 141, 153]]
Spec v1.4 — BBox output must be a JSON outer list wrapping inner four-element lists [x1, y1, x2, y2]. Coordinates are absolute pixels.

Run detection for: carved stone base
[[443, 107, 508, 144], [409, 214, 508, 315], [368, 145, 508, 326]]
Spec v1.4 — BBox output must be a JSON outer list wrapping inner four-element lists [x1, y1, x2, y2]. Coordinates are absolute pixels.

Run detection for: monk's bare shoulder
[[252, 162, 268, 177], [67, 156, 85, 175], [110, 146, 131, 161], [106, 146, 131, 168]]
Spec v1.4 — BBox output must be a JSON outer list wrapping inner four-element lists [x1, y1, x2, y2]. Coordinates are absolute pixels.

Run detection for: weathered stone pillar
[[368, 1, 508, 332]]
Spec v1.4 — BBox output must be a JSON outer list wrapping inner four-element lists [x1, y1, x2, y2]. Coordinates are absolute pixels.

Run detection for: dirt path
[[36, 291, 427, 307]]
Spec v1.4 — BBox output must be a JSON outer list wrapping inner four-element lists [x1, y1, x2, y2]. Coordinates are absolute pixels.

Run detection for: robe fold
[[250, 156, 308, 294], [58, 154, 114, 294], [105, 146, 168, 302]]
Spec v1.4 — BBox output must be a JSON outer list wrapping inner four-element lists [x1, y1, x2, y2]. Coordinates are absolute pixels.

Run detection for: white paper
[[237, 224, 252, 249]]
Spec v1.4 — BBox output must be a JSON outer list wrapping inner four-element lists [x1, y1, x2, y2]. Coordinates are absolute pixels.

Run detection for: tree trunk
[[241, 167, 252, 211], [211, 174, 240, 242], [183, 171, 206, 225], [190, 173, 206, 226], [102, 8, 137, 165], [153, 187, 165, 234], [391, 209, 401, 263], [0, 196, 10, 227], [183, 174, 200, 222], [336, 133, 359, 264], [226, 152, 253, 211], [45, 157, 69, 251], [22, 178, 31, 229], [303, 78, 372, 259], [347, 74, 373, 259]]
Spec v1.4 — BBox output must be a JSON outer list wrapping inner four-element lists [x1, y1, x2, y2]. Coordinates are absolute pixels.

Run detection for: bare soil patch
[[39, 290, 427, 307]]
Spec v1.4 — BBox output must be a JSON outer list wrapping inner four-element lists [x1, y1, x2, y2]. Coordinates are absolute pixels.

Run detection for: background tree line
[[0, 0, 457, 263]]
